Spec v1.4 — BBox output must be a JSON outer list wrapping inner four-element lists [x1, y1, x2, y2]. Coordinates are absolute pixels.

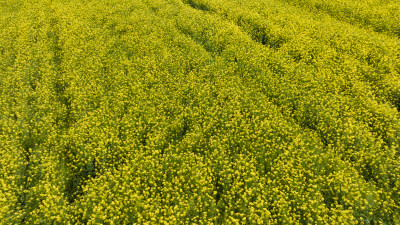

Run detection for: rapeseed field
[[1, 0, 399, 224]]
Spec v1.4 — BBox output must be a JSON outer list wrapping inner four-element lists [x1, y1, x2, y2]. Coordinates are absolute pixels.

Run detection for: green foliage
[[1, 0, 399, 224]]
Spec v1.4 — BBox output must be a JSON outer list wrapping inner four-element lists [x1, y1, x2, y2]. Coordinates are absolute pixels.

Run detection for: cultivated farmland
[[0, 0, 400, 224]]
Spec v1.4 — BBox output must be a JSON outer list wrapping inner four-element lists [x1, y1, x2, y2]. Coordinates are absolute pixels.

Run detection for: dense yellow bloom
[[0, 0, 399, 224]]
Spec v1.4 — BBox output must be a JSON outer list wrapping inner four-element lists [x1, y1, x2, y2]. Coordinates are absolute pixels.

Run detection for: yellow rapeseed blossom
[[0, 0, 399, 224]]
